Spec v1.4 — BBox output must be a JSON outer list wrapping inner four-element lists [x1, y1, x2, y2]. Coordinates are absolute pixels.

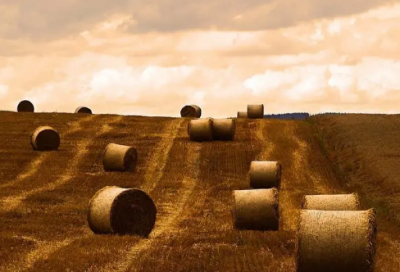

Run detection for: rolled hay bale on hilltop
[[301, 193, 360, 210], [232, 188, 279, 230], [212, 118, 236, 141], [75, 106, 92, 114], [249, 161, 281, 189], [88, 186, 157, 236], [17, 100, 34, 112], [237, 111, 248, 118], [247, 104, 264, 119], [103, 143, 138, 172], [180, 105, 202, 118], [187, 118, 213, 142], [31, 126, 60, 151], [297, 209, 377, 272]]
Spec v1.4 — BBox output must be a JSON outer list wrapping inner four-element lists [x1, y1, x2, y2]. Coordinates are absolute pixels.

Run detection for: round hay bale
[[17, 100, 34, 112], [88, 186, 157, 236], [103, 143, 138, 172], [30, 126, 60, 151], [212, 118, 236, 141], [187, 118, 213, 142], [237, 111, 248, 118], [75, 106, 92, 114], [247, 104, 264, 119], [249, 161, 281, 189], [232, 188, 279, 230], [297, 209, 377, 272], [301, 193, 360, 210], [180, 105, 202, 118]]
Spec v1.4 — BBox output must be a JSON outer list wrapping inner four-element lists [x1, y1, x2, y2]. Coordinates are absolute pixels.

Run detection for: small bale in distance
[[249, 161, 281, 189], [17, 100, 34, 112], [31, 126, 60, 151], [297, 209, 377, 272], [75, 106, 92, 114], [301, 193, 360, 210], [180, 105, 202, 118], [237, 111, 248, 118], [247, 104, 264, 119], [103, 143, 138, 172], [212, 118, 236, 141], [187, 118, 213, 142], [88, 186, 157, 236], [232, 188, 279, 230]]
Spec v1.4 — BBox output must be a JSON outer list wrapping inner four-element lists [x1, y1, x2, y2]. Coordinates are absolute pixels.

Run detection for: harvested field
[[0, 111, 399, 271]]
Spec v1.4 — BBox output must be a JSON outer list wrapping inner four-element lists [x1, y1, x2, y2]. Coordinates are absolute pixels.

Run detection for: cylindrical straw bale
[[103, 143, 138, 172], [297, 209, 377, 272], [237, 111, 248, 118], [31, 126, 60, 151], [180, 105, 202, 118], [187, 118, 213, 141], [212, 118, 236, 141], [301, 193, 360, 210], [75, 106, 92, 114], [232, 188, 279, 230], [88, 186, 157, 236], [17, 100, 34, 112], [247, 104, 264, 119], [249, 161, 281, 189]]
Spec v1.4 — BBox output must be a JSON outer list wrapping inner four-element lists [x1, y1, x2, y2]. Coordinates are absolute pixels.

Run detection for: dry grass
[[310, 114, 400, 271], [0, 112, 399, 271]]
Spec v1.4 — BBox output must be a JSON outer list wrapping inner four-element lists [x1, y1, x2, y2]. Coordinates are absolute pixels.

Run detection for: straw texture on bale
[[232, 188, 279, 230], [249, 161, 281, 189], [103, 143, 138, 172], [17, 100, 34, 112], [297, 209, 377, 272], [212, 118, 236, 141], [75, 106, 92, 114], [180, 105, 202, 118], [247, 104, 264, 119], [237, 111, 248, 118], [187, 118, 213, 142], [31, 126, 60, 151], [88, 186, 157, 236], [301, 193, 360, 210]]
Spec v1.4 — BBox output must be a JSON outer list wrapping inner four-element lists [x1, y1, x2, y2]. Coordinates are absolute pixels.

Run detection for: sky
[[1, 0, 400, 117]]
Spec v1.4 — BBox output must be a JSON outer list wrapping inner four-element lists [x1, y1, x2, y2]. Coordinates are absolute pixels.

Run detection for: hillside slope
[[0, 112, 399, 271]]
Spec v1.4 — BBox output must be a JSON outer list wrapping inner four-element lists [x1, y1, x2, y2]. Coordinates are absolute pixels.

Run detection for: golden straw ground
[[0, 116, 124, 270], [110, 143, 201, 272], [142, 118, 185, 192], [247, 120, 274, 161], [0, 116, 123, 213], [278, 122, 331, 231], [2, 113, 400, 271], [0, 237, 78, 272], [97, 119, 201, 272], [19, 117, 186, 271], [0, 114, 96, 190]]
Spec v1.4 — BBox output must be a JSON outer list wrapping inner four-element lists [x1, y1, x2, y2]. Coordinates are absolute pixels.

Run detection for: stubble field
[[0, 111, 399, 271]]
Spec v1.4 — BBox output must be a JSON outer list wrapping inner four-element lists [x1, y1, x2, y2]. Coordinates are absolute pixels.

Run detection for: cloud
[[1, 2, 400, 116], [0, 84, 9, 98], [0, 0, 398, 41]]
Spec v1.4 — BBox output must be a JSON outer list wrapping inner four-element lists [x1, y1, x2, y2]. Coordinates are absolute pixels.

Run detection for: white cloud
[[2, 2, 400, 116], [0, 84, 9, 97]]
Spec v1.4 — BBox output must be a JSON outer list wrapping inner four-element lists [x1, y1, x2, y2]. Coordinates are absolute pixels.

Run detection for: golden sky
[[1, 0, 400, 117]]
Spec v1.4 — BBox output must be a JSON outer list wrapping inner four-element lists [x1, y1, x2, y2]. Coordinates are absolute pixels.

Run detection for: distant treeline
[[263, 112, 310, 120]]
